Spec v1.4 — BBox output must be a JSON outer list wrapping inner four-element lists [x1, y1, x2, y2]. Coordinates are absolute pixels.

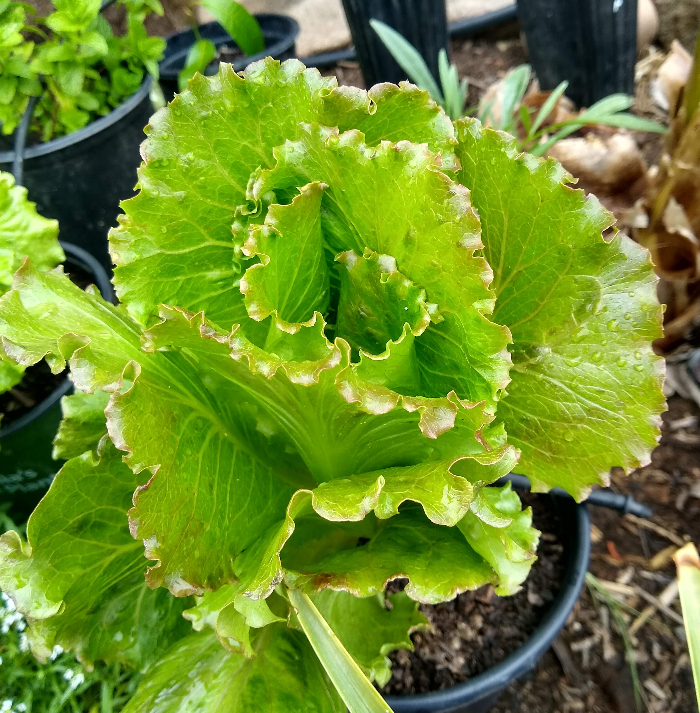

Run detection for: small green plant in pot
[[178, 0, 264, 91], [0, 0, 165, 142], [370, 19, 665, 156], [0, 59, 665, 711]]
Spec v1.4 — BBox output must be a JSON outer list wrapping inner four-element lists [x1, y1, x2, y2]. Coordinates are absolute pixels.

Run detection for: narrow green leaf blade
[[675, 543, 700, 709], [288, 588, 393, 713], [201, 0, 265, 56], [587, 113, 666, 133], [178, 38, 216, 91], [497, 64, 530, 132], [581, 93, 634, 117], [531, 80, 568, 135], [369, 19, 443, 105]]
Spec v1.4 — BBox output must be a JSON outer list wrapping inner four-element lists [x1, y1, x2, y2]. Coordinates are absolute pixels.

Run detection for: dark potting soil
[[0, 262, 97, 429], [381, 492, 565, 696]]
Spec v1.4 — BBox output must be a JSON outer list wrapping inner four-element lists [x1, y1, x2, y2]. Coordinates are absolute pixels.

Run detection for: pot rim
[[159, 14, 300, 80], [0, 241, 113, 441], [384, 495, 591, 712], [0, 76, 153, 165]]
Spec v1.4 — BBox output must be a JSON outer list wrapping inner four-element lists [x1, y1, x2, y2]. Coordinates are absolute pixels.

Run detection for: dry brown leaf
[[547, 132, 647, 195], [651, 40, 693, 114]]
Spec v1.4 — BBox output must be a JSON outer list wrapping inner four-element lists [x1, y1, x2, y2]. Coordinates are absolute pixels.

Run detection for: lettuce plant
[[0, 170, 63, 398], [0, 59, 665, 711]]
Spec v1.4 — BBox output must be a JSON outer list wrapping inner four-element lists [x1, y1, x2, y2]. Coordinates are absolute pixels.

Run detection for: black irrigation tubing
[[500, 473, 654, 519], [11, 95, 37, 186], [300, 3, 518, 69]]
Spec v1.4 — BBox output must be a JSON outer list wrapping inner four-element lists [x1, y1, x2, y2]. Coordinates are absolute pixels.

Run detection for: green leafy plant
[[485, 65, 665, 156], [0, 59, 665, 711], [0, 0, 165, 141], [371, 19, 664, 153], [0, 170, 63, 400], [178, 0, 264, 91]]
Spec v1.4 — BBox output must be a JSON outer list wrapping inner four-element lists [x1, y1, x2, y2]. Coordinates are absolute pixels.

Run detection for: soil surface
[[381, 492, 565, 695], [0, 262, 96, 429]]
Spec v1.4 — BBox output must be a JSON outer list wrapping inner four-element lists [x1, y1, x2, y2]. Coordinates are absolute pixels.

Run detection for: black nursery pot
[[517, 0, 638, 107], [0, 78, 154, 272], [0, 243, 113, 521], [159, 14, 300, 100], [384, 494, 591, 713], [340, 0, 449, 88]]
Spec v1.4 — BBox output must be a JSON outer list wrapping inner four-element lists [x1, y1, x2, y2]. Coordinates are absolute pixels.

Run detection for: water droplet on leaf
[[592, 351, 604, 363], [607, 320, 618, 331]]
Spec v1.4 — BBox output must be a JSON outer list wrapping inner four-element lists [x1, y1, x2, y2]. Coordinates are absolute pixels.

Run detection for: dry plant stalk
[[636, 34, 700, 352]]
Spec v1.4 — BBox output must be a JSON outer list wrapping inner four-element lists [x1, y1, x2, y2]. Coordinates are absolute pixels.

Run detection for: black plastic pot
[[0, 242, 113, 521], [159, 14, 300, 100], [0, 79, 154, 272], [384, 493, 591, 713], [517, 0, 638, 107], [340, 0, 449, 88]]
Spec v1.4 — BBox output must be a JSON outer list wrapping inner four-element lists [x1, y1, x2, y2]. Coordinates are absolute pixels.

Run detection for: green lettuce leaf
[[281, 506, 496, 603], [110, 60, 458, 330], [0, 171, 62, 293], [183, 583, 284, 656], [458, 482, 539, 595], [312, 589, 427, 686], [250, 122, 510, 406], [0, 260, 513, 600], [0, 440, 191, 668], [0, 170, 63, 395], [53, 389, 110, 459], [455, 119, 666, 499], [121, 627, 344, 713]]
